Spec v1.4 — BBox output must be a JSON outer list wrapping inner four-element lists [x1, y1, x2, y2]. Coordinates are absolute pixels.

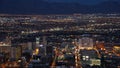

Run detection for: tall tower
[[78, 37, 93, 49]]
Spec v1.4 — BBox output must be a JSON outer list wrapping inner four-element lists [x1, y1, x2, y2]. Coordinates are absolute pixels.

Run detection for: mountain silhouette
[[0, 0, 120, 14]]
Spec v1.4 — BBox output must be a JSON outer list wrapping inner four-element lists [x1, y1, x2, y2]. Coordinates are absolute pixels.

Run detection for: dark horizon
[[0, 0, 120, 14]]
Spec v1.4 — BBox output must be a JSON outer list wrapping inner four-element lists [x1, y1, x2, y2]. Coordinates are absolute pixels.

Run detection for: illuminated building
[[80, 49, 101, 66], [78, 37, 94, 49]]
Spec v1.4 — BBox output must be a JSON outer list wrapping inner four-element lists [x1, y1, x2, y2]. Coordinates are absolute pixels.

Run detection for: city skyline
[[0, 0, 120, 68]]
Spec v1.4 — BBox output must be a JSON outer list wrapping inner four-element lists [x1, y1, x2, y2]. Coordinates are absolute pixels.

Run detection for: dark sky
[[45, 0, 106, 4], [0, 0, 120, 14], [1, 0, 119, 5], [45, 0, 119, 5], [0, 0, 119, 5]]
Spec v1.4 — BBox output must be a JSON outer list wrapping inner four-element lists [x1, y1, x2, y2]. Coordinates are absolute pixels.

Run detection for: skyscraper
[[78, 37, 93, 49]]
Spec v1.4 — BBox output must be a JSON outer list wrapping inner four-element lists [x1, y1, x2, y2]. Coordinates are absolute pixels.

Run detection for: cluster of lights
[[82, 56, 89, 61]]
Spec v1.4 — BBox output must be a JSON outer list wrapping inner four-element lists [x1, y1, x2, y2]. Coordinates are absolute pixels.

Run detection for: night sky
[[41, 0, 119, 5], [45, 0, 109, 5], [0, 0, 119, 5], [0, 0, 120, 14]]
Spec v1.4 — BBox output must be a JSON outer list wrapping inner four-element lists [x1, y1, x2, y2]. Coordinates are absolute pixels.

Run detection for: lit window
[[83, 58, 86, 60], [86, 56, 89, 58]]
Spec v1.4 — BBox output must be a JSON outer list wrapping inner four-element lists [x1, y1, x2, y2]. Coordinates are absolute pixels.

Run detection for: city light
[[0, 14, 120, 68]]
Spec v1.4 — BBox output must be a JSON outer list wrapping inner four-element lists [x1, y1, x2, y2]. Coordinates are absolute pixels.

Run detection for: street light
[[35, 48, 39, 55], [73, 41, 82, 68]]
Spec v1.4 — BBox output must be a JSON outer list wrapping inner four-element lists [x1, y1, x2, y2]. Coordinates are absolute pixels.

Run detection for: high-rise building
[[78, 37, 93, 49]]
